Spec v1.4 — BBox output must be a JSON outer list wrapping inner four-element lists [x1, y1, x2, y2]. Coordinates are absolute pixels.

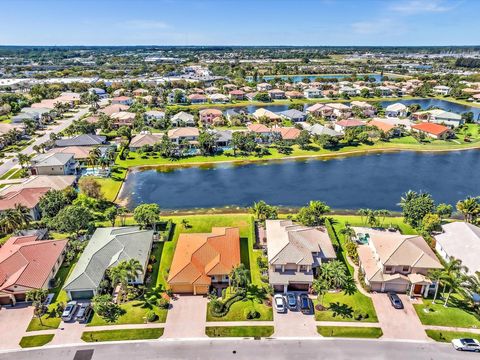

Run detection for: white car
[[452, 338, 480, 352], [273, 294, 286, 313], [61, 301, 78, 322]]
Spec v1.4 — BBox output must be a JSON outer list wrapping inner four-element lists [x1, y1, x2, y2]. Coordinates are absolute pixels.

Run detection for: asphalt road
[[0, 106, 89, 177], [0, 339, 475, 360]]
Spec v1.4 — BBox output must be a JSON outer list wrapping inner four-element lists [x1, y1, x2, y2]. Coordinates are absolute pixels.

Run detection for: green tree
[[399, 191, 435, 228], [91, 294, 124, 323], [427, 269, 443, 304], [198, 131, 218, 155], [39, 189, 69, 219], [317, 260, 350, 289], [250, 201, 278, 222], [133, 203, 160, 230], [78, 177, 103, 199], [312, 278, 329, 308], [158, 133, 176, 158], [421, 213, 441, 233], [52, 205, 92, 237], [105, 206, 118, 227], [297, 200, 330, 226], [229, 263, 250, 292], [436, 203, 453, 219], [26, 289, 48, 326], [456, 196, 480, 223]]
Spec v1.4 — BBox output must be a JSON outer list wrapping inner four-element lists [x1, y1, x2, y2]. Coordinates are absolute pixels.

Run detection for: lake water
[[224, 99, 480, 120], [245, 74, 384, 83], [119, 150, 480, 211]]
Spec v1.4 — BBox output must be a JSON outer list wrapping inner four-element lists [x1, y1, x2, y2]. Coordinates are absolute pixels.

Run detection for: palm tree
[[0, 209, 22, 233], [377, 209, 391, 227], [442, 272, 466, 307], [122, 259, 144, 283], [16, 153, 31, 169], [340, 224, 356, 243], [456, 197, 480, 223], [318, 260, 349, 289], [398, 190, 418, 208], [463, 271, 480, 308], [15, 204, 32, 228], [439, 258, 468, 302], [229, 264, 250, 292], [427, 269, 443, 304], [312, 278, 329, 308], [26, 289, 48, 326], [118, 207, 128, 226], [357, 209, 369, 226], [88, 147, 102, 170], [250, 201, 278, 222]]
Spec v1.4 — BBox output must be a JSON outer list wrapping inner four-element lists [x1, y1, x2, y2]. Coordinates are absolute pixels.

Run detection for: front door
[[413, 284, 423, 294]]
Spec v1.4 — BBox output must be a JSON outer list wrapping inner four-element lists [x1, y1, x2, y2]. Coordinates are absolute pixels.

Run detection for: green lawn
[[206, 326, 274, 338], [0, 168, 18, 180], [81, 328, 164, 342], [206, 294, 273, 322], [87, 300, 168, 326], [19, 334, 54, 348], [414, 298, 480, 328], [26, 257, 79, 332], [314, 291, 378, 323], [96, 166, 127, 202], [426, 330, 480, 343], [318, 326, 383, 338], [331, 215, 417, 235], [158, 214, 255, 289]]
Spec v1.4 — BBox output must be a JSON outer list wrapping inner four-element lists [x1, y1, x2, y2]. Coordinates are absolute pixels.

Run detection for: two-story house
[[30, 152, 78, 176], [355, 227, 442, 297], [266, 220, 336, 293], [167, 127, 200, 145]]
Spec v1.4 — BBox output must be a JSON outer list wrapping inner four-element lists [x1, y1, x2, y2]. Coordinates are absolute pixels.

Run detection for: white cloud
[[391, 0, 452, 14], [123, 19, 169, 30], [351, 19, 404, 35]]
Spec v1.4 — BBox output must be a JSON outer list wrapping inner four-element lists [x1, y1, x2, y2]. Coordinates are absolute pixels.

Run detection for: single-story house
[[0, 175, 76, 196], [334, 119, 366, 133], [350, 101, 376, 117], [0, 234, 67, 305], [434, 222, 480, 276], [111, 96, 133, 106], [257, 83, 273, 92], [356, 227, 442, 297], [301, 123, 343, 137], [273, 127, 301, 141], [368, 119, 400, 135], [188, 94, 208, 104], [99, 104, 130, 116], [433, 85, 451, 96], [266, 220, 336, 292], [413, 109, 464, 128], [224, 108, 247, 121], [129, 134, 161, 151], [63, 227, 154, 300], [144, 110, 166, 123], [229, 90, 245, 101], [88, 87, 108, 99], [209, 93, 229, 104], [132, 88, 148, 97], [55, 134, 107, 147], [411, 122, 452, 139], [167, 227, 240, 295], [247, 123, 273, 142], [30, 152, 78, 176], [171, 111, 196, 127], [111, 111, 136, 127], [167, 127, 200, 145], [252, 108, 281, 121], [278, 109, 306, 122], [0, 187, 50, 221], [385, 103, 407, 118], [213, 130, 232, 148]]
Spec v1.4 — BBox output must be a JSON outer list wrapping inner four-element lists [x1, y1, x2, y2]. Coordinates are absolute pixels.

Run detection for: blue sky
[[0, 0, 478, 46]]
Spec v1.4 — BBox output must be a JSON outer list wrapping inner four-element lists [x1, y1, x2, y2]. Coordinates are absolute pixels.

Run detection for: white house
[[433, 85, 451, 96], [385, 103, 407, 117]]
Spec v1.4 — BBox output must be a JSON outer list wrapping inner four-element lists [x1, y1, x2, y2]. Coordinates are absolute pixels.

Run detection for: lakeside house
[[0, 234, 67, 305], [412, 109, 464, 128], [129, 133, 161, 151], [188, 94, 208, 104], [167, 227, 240, 295], [199, 108, 223, 125], [278, 109, 306, 122], [355, 227, 442, 297], [433, 85, 451, 96], [55, 134, 107, 147], [385, 103, 407, 118], [247, 123, 273, 142], [257, 83, 273, 92], [334, 119, 365, 133], [303, 87, 323, 99], [434, 222, 480, 276], [368, 119, 400, 136], [167, 127, 200, 145], [63, 227, 154, 300], [252, 108, 281, 121], [229, 90, 245, 101], [411, 122, 452, 139], [0, 175, 76, 196], [266, 220, 336, 293], [300, 123, 343, 137]]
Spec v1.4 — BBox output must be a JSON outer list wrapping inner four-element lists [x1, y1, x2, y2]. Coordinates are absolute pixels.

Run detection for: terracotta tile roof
[[199, 109, 223, 116], [167, 227, 240, 286], [0, 235, 67, 292], [99, 104, 130, 116], [411, 122, 449, 136], [0, 187, 49, 211], [369, 120, 396, 133], [167, 127, 199, 139], [336, 119, 365, 127], [273, 127, 301, 140], [247, 123, 271, 133]]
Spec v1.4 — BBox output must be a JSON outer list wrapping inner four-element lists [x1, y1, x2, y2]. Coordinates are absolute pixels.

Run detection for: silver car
[[61, 301, 78, 322], [452, 338, 480, 352], [274, 294, 286, 313], [75, 303, 92, 323]]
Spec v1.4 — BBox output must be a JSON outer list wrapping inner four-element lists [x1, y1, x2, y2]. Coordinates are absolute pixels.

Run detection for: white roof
[[385, 103, 407, 112], [435, 222, 480, 275]]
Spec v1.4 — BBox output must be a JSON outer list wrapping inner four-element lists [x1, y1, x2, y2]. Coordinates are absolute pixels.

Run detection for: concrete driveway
[[273, 295, 317, 338], [163, 295, 207, 338], [0, 305, 34, 350], [371, 293, 428, 340]]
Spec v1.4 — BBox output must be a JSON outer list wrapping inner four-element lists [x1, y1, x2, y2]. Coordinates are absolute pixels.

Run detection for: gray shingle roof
[[302, 123, 343, 137], [278, 109, 306, 120], [55, 134, 106, 147], [63, 227, 153, 292], [31, 152, 74, 166]]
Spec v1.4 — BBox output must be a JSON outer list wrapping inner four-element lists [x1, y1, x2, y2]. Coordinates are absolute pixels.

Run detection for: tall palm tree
[[340, 224, 356, 243], [398, 190, 418, 208], [427, 268, 443, 304], [229, 264, 250, 292], [88, 147, 102, 170], [357, 209, 369, 226], [440, 258, 468, 298], [318, 260, 349, 289], [441, 272, 466, 307], [15, 204, 32, 228], [0, 209, 22, 233], [456, 197, 480, 223], [122, 259, 143, 283]]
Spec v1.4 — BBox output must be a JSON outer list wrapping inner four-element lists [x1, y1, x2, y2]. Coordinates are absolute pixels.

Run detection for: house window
[[275, 265, 282, 272], [299, 265, 308, 272], [385, 266, 393, 273], [402, 266, 409, 272]]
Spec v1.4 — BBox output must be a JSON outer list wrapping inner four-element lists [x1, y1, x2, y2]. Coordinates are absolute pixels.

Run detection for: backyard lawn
[[314, 290, 378, 322], [81, 328, 163, 342], [426, 330, 480, 343], [414, 298, 480, 328], [206, 326, 274, 338], [96, 166, 127, 202], [19, 334, 55, 348], [318, 326, 383, 338]]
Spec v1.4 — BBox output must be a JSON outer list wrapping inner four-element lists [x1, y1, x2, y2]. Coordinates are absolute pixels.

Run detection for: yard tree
[[229, 263, 250, 292], [52, 205, 92, 237], [26, 289, 49, 325], [133, 203, 160, 230], [427, 269, 443, 304], [158, 132, 176, 158], [312, 278, 329, 308], [198, 131, 218, 155], [38, 190, 70, 219], [250, 200, 278, 222], [421, 213, 441, 233], [78, 177, 103, 199], [296, 130, 311, 149], [105, 206, 118, 227], [297, 200, 330, 226], [436, 203, 453, 219], [399, 190, 435, 228], [456, 196, 480, 223], [462, 111, 474, 123], [232, 131, 257, 155], [318, 260, 349, 289], [91, 294, 124, 323], [314, 134, 339, 149]]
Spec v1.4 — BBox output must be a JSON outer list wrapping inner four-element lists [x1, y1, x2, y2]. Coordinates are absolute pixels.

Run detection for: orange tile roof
[[0, 187, 49, 211], [369, 120, 396, 133], [167, 227, 240, 286], [0, 235, 67, 292], [247, 123, 270, 133], [273, 127, 301, 140], [411, 122, 449, 136]]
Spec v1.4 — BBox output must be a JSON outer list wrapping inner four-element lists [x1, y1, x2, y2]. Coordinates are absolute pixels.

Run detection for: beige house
[[355, 227, 442, 297], [30, 152, 78, 175], [266, 220, 336, 293]]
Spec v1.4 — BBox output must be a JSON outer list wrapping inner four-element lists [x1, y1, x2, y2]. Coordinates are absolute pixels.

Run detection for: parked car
[[299, 294, 312, 314], [286, 293, 297, 310], [75, 303, 92, 323], [61, 301, 78, 322], [452, 338, 480, 352], [274, 294, 286, 313], [387, 292, 404, 309]]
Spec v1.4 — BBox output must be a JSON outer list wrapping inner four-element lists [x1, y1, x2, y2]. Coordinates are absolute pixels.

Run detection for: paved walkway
[[163, 295, 207, 338], [371, 294, 429, 341], [345, 255, 371, 297], [424, 325, 480, 334], [0, 305, 33, 350]]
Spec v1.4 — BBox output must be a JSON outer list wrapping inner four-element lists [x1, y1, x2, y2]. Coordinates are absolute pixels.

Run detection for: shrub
[[210, 290, 246, 317], [146, 310, 157, 322], [157, 298, 169, 309], [244, 308, 260, 320], [345, 241, 359, 265]]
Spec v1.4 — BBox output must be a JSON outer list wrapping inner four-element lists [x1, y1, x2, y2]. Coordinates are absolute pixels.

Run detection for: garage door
[[288, 283, 309, 291], [70, 290, 95, 300], [384, 282, 408, 293]]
